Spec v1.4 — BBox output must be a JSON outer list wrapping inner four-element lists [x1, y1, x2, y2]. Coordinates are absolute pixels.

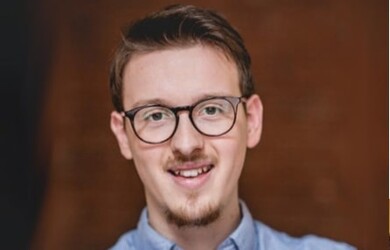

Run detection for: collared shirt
[[110, 202, 356, 250]]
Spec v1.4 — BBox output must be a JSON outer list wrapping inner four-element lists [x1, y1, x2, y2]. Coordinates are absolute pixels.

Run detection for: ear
[[110, 111, 133, 160], [245, 94, 263, 148]]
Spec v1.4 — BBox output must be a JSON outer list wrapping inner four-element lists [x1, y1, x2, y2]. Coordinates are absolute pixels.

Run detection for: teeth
[[181, 169, 198, 177], [172, 165, 212, 178]]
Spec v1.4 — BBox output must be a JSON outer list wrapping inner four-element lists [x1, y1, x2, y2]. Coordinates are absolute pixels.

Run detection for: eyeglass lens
[[131, 97, 239, 143]]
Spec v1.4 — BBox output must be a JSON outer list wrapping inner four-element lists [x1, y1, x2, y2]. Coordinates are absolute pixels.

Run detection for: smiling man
[[109, 5, 355, 250]]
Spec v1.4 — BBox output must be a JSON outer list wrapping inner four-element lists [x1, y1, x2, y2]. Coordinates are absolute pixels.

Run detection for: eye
[[147, 112, 164, 121], [144, 111, 169, 121], [203, 106, 221, 115], [198, 104, 227, 118], [141, 107, 173, 122]]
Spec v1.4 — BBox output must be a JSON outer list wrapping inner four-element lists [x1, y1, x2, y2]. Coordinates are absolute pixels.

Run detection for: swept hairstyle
[[109, 4, 255, 111]]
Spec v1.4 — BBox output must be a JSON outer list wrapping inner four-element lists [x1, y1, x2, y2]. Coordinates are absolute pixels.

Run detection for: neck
[[148, 197, 242, 250]]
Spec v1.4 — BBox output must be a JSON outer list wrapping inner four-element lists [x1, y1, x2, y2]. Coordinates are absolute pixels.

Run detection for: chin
[[164, 198, 221, 228]]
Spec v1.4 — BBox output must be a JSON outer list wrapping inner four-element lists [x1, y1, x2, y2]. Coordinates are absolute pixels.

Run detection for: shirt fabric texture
[[110, 202, 356, 250]]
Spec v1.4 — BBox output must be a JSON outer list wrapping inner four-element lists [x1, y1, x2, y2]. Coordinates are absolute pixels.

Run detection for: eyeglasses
[[122, 96, 246, 144]]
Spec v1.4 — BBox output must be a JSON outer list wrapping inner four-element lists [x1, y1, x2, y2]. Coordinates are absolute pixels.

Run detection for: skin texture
[[110, 45, 263, 249]]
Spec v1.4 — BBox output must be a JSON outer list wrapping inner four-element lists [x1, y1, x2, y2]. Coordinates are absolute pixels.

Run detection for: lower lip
[[170, 168, 213, 190]]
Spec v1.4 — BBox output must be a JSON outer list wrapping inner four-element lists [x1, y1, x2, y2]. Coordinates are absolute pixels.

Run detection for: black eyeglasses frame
[[122, 96, 247, 144]]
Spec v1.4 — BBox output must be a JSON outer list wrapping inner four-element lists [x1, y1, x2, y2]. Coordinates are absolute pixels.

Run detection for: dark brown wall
[[31, 0, 388, 249]]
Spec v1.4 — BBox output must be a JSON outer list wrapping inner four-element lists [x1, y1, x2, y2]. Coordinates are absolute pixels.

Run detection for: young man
[[109, 5, 355, 250]]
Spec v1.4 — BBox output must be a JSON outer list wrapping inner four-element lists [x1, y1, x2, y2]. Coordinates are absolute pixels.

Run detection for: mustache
[[165, 151, 216, 169]]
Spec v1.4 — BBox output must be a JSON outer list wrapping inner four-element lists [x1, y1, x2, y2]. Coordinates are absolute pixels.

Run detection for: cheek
[[227, 115, 248, 158], [128, 142, 166, 186], [213, 119, 248, 177], [228, 117, 248, 172]]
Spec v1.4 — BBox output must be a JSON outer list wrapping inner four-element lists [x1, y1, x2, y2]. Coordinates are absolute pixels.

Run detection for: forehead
[[122, 45, 240, 109]]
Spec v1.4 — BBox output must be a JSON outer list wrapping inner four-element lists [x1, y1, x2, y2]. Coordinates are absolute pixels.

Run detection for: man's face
[[111, 45, 262, 227]]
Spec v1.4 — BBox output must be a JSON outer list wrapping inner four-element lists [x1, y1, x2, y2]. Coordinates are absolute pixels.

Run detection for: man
[[109, 4, 355, 250]]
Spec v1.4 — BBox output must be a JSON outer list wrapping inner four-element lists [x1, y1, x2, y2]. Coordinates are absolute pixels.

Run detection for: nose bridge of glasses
[[171, 105, 193, 116], [172, 105, 196, 129], [170, 104, 204, 150], [172, 105, 199, 134]]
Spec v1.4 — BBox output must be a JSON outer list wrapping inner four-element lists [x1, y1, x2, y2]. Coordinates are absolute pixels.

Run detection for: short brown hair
[[109, 4, 254, 111]]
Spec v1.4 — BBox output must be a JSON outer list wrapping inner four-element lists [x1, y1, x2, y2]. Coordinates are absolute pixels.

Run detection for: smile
[[170, 165, 213, 178]]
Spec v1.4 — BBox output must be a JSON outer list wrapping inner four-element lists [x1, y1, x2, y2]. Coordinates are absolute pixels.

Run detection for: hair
[[109, 4, 254, 112]]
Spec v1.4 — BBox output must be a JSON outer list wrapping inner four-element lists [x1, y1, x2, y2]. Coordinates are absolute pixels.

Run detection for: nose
[[170, 113, 204, 156]]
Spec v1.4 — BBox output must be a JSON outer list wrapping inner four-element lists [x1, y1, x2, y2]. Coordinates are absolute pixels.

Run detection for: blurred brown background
[[2, 0, 387, 249]]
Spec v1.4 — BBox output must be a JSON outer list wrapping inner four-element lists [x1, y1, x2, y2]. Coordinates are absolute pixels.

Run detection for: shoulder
[[109, 229, 137, 250], [254, 220, 356, 250]]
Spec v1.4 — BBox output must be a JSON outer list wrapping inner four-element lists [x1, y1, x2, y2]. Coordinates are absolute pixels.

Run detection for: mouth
[[168, 164, 214, 178], [167, 160, 216, 189]]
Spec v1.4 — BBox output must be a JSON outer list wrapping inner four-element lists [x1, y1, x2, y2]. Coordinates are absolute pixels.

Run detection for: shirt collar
[[224, 200, 257, 250], [134, 209, 176, 250], [134, 200, 257, 250]]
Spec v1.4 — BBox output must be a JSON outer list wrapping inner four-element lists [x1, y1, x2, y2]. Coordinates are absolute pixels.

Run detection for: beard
[[163, 151, 220, 227], [164, 201, 220, 228]]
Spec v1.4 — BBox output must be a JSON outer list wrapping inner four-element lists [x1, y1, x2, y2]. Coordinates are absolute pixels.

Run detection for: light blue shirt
[[110, 202, 356, 250]]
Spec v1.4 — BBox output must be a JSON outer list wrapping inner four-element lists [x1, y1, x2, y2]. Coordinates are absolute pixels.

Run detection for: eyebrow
[[130, 92, 232, 109], [131, 98, 171, 108]]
